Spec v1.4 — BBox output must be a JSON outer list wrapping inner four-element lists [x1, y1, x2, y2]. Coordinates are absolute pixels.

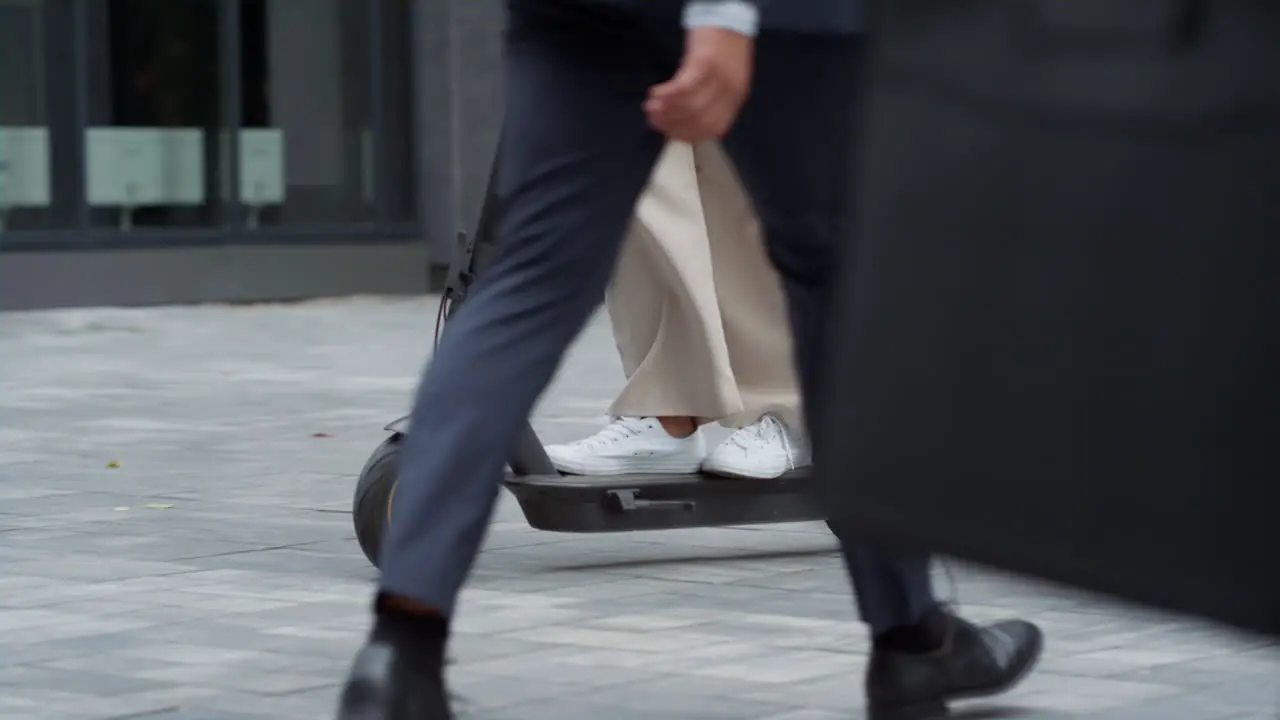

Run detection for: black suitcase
[[821, 0, 1279, 636]]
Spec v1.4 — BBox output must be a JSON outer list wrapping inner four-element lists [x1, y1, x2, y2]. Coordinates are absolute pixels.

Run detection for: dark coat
[[820, 0, 1280, 636]]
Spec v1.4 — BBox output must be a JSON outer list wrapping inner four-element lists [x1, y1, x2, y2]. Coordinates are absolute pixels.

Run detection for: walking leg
[[336, 3, 672, 718], [722, 31, 1043, 720]]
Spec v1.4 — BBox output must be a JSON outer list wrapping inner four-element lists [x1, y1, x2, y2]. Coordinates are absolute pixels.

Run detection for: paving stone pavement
[[0, 296, 1275, 720]]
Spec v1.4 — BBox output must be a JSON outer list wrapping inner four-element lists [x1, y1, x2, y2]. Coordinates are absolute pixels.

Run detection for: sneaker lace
[[725, 414, 782, 451], [571, 416, 649, 450]]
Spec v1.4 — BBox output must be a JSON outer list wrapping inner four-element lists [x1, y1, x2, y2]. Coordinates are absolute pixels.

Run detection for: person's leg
[[558, 137, 808, 481], [546, 143, 744, 475], [721, 31, 934, 641], [377, 6, 666, 615], [689, 141, 810, 479], [721, 32, 1042, 719], [609, 142, 744, 424], [337, 2, 670, 717], [545, 220, 710, 476], [695, 141, 801, 430]]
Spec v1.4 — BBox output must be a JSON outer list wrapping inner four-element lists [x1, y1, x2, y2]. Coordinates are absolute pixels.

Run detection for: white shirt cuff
[[682, 0, 760, 37]]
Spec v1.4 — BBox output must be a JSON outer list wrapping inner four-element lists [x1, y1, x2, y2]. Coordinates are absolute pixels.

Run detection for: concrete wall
[[412, 0, 505, 265], [0, 242, 432, 310]]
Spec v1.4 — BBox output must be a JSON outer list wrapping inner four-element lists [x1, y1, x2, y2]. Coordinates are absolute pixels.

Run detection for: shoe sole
[[552, 457, 705, 476], [868, 627, 1045, 720], [699, 463, 790, 480]]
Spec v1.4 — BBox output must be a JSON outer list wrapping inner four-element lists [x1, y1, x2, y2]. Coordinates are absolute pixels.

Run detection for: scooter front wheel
[[352, 434, 401, 568]]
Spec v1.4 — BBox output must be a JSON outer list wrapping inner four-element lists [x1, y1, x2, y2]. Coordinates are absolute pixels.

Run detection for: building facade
[[0, 0, 504, 309]]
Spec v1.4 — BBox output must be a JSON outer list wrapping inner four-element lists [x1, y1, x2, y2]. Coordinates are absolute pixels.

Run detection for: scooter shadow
[[946, 706, 1065, 719], [540, 545, 840, 572]]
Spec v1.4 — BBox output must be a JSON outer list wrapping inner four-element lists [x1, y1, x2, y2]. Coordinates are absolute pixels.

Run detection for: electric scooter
[[352, 150, 821, 567]]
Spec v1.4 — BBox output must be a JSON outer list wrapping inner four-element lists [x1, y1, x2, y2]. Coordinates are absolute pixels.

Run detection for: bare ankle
[[656, 416, 698, 438]]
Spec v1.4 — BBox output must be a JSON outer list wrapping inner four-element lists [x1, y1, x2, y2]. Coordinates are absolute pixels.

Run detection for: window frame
[[0, 0, 420, 251]]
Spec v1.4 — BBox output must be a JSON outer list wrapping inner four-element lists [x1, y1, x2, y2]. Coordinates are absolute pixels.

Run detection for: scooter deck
[[503, 469, 822, 532]]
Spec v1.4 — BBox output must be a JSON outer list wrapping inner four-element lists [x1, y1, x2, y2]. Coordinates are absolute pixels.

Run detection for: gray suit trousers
[[378, 0, 936, 634]]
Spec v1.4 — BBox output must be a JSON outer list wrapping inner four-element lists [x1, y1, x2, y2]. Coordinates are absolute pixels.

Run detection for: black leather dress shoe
[[336, 638, 452, 720], [865, 615, 1043, 720]]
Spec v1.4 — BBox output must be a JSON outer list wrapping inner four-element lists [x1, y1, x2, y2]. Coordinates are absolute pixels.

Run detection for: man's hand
[[645, 27, 754, 142]]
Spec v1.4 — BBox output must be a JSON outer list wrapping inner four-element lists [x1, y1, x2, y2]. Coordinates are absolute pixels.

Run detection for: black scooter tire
[[352, 435, 401, 568]]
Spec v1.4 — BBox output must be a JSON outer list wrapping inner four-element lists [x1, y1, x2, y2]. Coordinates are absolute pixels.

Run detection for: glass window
[[0, 0, 70, 230], [239, 0, 377, 226], [86, 0, 225, 229]]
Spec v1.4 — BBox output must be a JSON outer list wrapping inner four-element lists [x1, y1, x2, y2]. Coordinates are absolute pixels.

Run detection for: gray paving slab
[[0, 296, 1276, 720]]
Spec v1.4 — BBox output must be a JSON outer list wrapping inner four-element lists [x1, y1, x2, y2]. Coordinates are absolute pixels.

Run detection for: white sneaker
[[701, 413, 811, 479], [545, 416, 707, 476]]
